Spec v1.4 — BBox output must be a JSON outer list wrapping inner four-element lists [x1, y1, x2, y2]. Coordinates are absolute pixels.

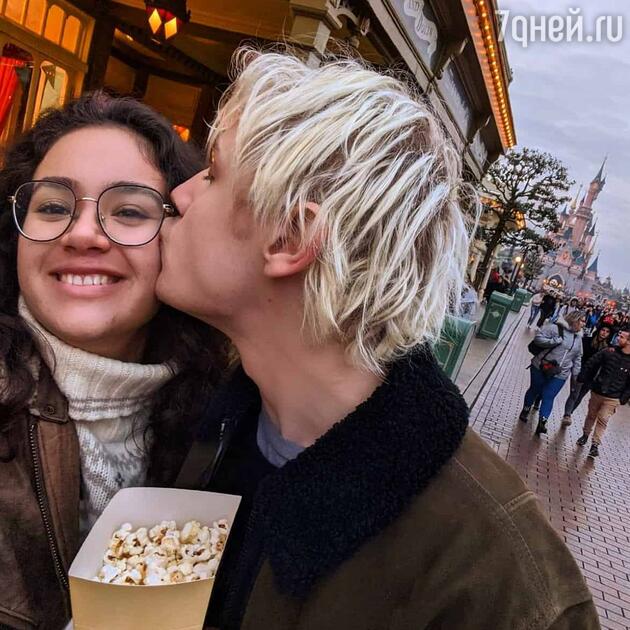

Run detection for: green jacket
[[183, 352, 599, 630]]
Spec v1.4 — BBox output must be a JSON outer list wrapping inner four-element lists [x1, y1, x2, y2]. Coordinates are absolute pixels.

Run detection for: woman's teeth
[[57, 274, 118, 286]]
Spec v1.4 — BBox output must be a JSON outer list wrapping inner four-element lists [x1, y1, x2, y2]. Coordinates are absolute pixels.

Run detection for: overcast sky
[[501, 0, 629, 289]]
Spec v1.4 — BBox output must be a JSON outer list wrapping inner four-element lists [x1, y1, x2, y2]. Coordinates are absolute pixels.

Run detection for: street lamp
[[509, 255, 523, 293]]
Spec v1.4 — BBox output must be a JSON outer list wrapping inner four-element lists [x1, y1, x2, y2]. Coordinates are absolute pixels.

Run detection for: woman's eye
[[34, 202, 72, 217], [112, 207, 149, 221]]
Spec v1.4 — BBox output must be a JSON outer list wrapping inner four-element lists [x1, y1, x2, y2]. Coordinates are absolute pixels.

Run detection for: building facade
[[0, 0, 515, 178], [538, 159, 607, 299]]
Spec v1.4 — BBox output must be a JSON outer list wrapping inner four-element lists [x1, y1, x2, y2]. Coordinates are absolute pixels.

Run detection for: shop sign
[[390, 0, 440, 69]]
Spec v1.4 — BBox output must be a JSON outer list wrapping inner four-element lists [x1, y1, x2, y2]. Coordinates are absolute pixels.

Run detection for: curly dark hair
[[0, 92, 229, 479]]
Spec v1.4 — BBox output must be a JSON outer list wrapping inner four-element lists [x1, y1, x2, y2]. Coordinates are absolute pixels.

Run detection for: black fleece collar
[[214, 348, 469, 598]]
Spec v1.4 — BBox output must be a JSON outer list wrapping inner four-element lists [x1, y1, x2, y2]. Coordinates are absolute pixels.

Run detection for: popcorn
[[94, 519, 230, 586]]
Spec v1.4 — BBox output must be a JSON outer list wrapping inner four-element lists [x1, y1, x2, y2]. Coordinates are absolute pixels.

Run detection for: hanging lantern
[[144, 1, 190, 41]]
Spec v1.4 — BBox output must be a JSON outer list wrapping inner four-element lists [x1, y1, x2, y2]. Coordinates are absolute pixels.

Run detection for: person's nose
[[59, 199, 111, 252], [170, 171, 203, 217]]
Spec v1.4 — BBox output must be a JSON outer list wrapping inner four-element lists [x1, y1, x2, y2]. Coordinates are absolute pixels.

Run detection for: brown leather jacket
[[0, 364, 78, 630], [0, 363, 183, 630]]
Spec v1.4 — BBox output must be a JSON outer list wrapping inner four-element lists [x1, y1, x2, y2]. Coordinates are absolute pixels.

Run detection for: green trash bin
[[433, 315, 476, 380], [523, 290, 533, 305], [510, 288, 530, 312], [476, 292, 513, 340]]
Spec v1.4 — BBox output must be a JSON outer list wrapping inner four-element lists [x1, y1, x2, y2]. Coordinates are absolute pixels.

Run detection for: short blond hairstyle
[[210, 48, 474, 374]]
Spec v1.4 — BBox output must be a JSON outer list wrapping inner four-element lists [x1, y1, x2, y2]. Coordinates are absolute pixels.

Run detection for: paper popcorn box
[[69, 487, 241, 630]]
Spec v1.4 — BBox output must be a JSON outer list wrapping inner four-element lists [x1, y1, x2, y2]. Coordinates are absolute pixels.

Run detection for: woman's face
[[17, 126, 166, 361], [570, 318, 585, 333]]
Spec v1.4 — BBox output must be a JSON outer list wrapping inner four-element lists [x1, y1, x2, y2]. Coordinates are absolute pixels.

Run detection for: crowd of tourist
[[520, 288, 630, 459]]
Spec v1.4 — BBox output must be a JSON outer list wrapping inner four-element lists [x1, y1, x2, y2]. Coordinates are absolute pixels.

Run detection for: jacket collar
[[30, 358, 70, 424], [212, 348, 469, 597]]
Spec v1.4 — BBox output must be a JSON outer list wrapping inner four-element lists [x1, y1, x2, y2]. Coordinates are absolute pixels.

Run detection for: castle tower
[[583, 157, 607, 209], [569, 184, 583, 213], [585, 254, 599, 280], [573, 159, 607, 245]]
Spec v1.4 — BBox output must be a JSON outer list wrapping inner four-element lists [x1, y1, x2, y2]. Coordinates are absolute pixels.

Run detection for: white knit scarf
[[19, 297, 176, 533]]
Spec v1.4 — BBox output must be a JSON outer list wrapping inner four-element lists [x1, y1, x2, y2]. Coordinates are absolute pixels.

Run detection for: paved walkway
[[466, 315, 630, 629]]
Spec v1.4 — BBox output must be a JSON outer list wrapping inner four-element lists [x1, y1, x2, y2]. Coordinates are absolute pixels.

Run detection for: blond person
[[158, 49, 598, 629]]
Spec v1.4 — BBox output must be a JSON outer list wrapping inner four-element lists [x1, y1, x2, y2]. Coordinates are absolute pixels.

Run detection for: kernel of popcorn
[[197, 526, 210, 544], [145, 552, 168, 569], [178, 561, 194, 576], [112, 523, 132, 540], [126, 555, 146, 569], [181, 520, 201, 544], [98, 563, 121, 584], [149, 521, 175, 544], [180, 544, 197, 561], [192, 562, 211, 579], [122, 533, 145, 557], [108, 537, 125, 558], [167, 565, 185, 583], [122, 568, 143, 585], [160, 530, 181, 553], [145, 566, 168, 586]]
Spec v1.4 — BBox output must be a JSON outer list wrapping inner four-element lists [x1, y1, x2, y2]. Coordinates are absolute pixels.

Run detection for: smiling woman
[[0, 92, 229, 630]]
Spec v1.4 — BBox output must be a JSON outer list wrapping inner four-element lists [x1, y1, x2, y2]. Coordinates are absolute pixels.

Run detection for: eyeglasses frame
[[8, 180, 177, 247]]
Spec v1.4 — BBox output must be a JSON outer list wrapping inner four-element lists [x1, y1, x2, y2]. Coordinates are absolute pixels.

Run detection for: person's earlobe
[[263, 203, 322, 279]]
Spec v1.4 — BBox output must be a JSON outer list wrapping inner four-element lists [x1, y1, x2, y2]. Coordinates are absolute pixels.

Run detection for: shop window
[[0, 44, 34, 144], [25, 0, 47, 34], [61, 15, 81, 53], [4, 0, 26, 24], [33, 61, 67, 120], [44, 4, 65, 45]]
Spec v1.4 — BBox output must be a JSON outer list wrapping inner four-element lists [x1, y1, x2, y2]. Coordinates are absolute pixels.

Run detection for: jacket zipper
[[28, 418, 70, 592], [222, 500, 266, 629]]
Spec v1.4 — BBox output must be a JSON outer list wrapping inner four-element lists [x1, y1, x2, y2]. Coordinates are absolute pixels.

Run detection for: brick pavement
[[469, 316, 630, 629]]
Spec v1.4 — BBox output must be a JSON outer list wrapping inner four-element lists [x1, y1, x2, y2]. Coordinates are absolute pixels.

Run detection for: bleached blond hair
[[209, 47, 475, 374]]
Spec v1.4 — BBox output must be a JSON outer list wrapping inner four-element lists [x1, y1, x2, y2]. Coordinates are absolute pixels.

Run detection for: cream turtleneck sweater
[[19, 297, 176, 533]]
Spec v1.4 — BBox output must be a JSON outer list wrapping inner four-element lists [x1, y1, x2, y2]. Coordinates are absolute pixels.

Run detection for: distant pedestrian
[[527, 291, 544, 328], [460, 283, 478, 321], [576, 328, 630, 458], [537, 292, 557, 328], [519, 310, 585, 435], [584, 308, 599, 336], [561, 324, 612, 426], [558, 297, 580, 320]]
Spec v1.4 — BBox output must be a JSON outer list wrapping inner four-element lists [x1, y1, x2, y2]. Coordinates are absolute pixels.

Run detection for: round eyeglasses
[[9, 180, 177, 247]]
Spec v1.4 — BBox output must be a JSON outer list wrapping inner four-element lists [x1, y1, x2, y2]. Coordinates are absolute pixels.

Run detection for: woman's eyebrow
[[38, 175, 76, 188], [36, 177, 150, 190], [104, 180, 153, 188]]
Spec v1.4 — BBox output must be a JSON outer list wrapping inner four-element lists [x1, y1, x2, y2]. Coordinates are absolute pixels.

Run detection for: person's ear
[[263, 202, 322, 279]]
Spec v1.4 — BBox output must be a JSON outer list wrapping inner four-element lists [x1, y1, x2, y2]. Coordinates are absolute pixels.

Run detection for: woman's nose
[[59, 200, 110, 251]]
